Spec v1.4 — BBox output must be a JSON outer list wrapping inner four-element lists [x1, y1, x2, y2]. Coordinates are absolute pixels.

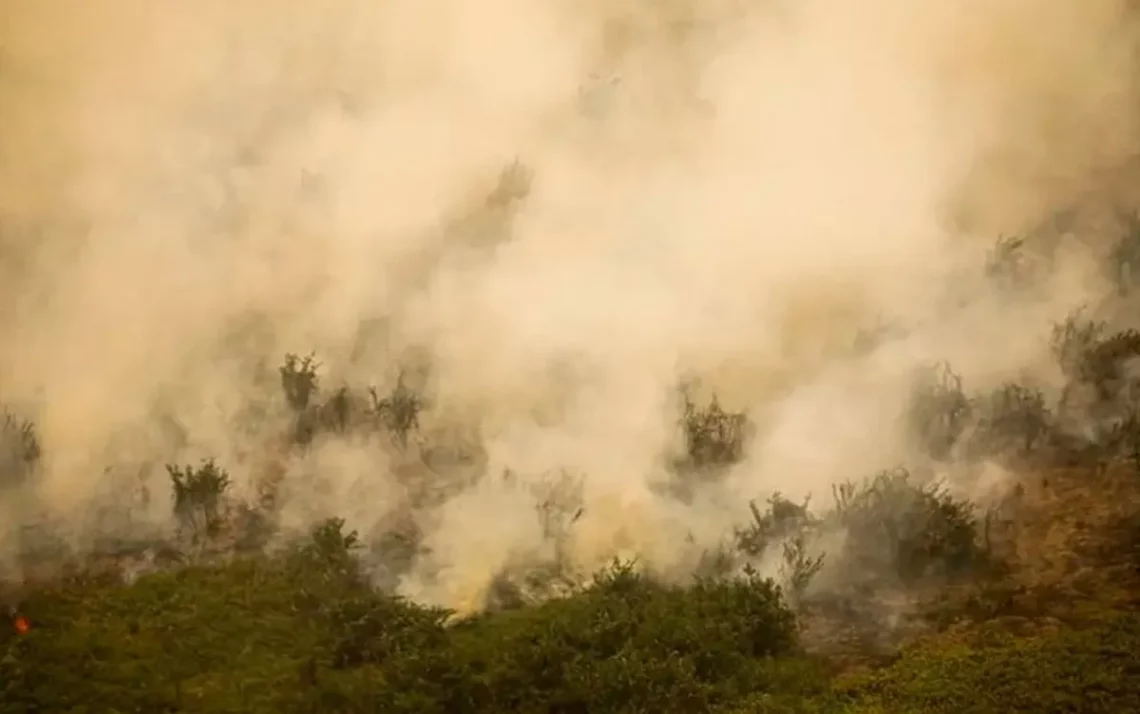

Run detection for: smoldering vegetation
[[6, 221, 1140, 623]]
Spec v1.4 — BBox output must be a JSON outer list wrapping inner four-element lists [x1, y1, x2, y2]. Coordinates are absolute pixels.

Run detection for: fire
[[13, 615, 30, 635]]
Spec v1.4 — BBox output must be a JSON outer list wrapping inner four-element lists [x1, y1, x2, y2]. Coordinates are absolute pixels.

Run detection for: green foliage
[[0, 553, 810, 714], [11, 542, 1137, 713], [325, 593, 451, 669], [320, 561, 806, 714], [297, 518, 363, 581]]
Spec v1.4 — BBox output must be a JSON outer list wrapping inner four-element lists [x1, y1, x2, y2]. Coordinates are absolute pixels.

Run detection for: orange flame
[[13, 616, 30, 635]]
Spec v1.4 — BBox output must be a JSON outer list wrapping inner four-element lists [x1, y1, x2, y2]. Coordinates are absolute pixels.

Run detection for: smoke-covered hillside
[[4, 1, 1140, 711]]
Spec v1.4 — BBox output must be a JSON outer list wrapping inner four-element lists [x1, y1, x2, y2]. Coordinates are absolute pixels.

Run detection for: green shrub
[[335, 561, 805, 714], [827, 469, 984, 587], [300, 518, 362, 573], [326, 593, 451, 669], [0, 551, 812, 714]]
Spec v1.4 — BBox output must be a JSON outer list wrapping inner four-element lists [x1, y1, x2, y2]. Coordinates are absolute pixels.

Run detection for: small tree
[[985, 235, 1035, 293], [369, 373, 423, 449], [280, 353, 320, 412], [908, 363, 972, 460], [1108, 209, 1140, 295], [280, 352, 323, 445], [168, 459, 231, 548], [0, 408, 40, 489], [969, 383, 1052, 457], [1050, 308, 1106, 382], [678, 390, 749, 471]]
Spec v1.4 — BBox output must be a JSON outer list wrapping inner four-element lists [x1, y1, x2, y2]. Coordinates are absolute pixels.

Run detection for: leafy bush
[[827, 469, 985, 587], [300, 518, 363, 574], [338, 561, 806, 714], [326, 593, 451, 669]]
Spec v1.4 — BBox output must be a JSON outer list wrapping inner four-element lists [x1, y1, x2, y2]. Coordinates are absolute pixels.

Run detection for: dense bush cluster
[[0, 522, 819, 714]]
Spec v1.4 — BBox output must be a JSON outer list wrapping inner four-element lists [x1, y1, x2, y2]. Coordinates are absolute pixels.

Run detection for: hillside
[[7, 2, 1140, 712]]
